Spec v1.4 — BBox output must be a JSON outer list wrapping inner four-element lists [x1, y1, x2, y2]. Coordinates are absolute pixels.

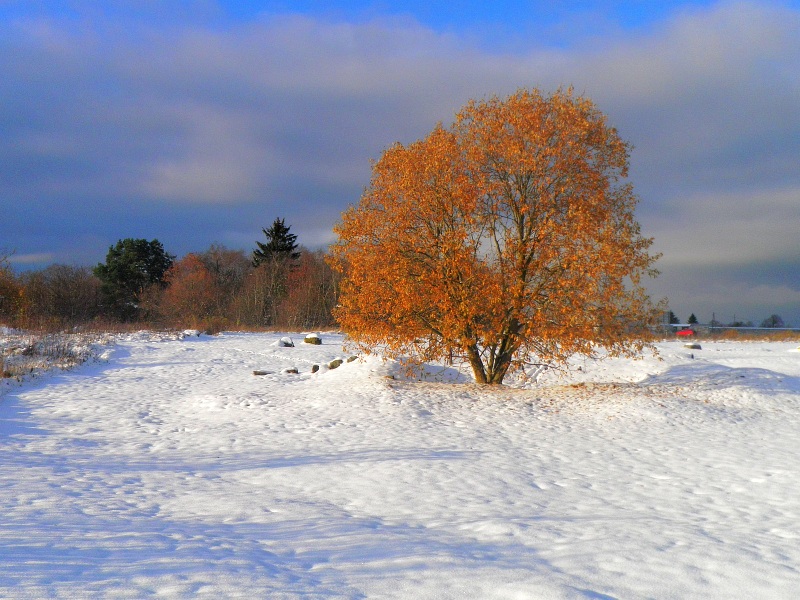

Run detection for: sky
[[1, 0, 799, 326]]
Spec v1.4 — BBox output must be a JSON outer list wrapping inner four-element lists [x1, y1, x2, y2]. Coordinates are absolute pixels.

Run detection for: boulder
[[278, 337, 294, 347], [328, 358, 343, 370], [311, 364, 320, 373], [684, 343, 701, 350], [347, 355, 358, 363], [304, 333, 322, 345]]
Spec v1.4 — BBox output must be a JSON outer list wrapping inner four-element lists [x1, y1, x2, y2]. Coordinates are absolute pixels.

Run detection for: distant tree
[[760, 314, 784, 328], [330, 88, 660, 385], [93, 239, 174, 321], [0, 252, 22, 324], [278, 249, 340, 328], [21, 265, 103, 327], [687, 313, 699, 325], [252, 218, 300, 266], [247, 220, 302, 326], [231, 264, 275, 327], [667, 311, 680, 325], [157, 254, 219, 328], [200, 245, 251, 292], [728, 319, 753, 328], [198, 244, 253, 319]]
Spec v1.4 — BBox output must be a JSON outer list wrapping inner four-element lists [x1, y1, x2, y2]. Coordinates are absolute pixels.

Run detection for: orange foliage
[[159, 254, 220, 328], [330, 88, 661, 384], [279, 251, 339, 329]]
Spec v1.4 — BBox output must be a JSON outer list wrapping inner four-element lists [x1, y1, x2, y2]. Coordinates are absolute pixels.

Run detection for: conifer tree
[[252, 218, 300, 267], [250, 218, 301, 326], [94, 238, 174, 321]]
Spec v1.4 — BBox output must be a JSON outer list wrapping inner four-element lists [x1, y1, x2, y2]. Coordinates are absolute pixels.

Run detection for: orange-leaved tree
[[158, 253, 220, 328], [329, 88, 661, 384]]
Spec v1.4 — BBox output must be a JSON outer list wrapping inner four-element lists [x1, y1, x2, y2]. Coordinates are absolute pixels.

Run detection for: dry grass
[[1, 329, 116, 387], [701, 330, 800, 342]]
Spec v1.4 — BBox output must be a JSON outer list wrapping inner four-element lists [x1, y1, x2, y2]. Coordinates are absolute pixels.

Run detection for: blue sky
[[2, 1, 799, 325]]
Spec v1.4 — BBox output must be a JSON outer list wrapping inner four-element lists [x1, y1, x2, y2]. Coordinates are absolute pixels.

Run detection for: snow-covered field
[[1, 331, 799, 599]]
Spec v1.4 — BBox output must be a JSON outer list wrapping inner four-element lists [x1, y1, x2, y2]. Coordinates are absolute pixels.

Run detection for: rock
[[278, 337, 294, 347], [252, 370, 272, 376], [304, 334, 322, 345], [684, 343, 701, 350], [347, 355, 358, 363], [328, 359, 343, 370], [311, 364, 320, 373], [283, 367, 299, 375]]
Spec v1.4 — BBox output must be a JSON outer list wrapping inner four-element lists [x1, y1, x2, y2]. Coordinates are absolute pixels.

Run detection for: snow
[[1, 332, 799, 598]]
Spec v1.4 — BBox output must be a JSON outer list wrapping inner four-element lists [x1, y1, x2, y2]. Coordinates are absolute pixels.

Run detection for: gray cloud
[[1, 1, 799, 324]]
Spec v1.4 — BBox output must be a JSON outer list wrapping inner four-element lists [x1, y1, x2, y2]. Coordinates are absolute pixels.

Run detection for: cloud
[[1, 1, 798, 322], [650, 264, 800, 325], [138, 105, 274, 204], [647, 186, 800, 268], [8, 252, 56, 265]]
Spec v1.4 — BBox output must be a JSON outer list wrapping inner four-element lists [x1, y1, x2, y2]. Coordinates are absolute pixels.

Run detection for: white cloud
[[646, 186, 800, 268], [8, 252, 56, 265], [139, 105, 275, 204]]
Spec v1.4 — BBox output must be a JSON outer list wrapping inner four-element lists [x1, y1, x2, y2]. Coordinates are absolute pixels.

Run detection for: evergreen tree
[[252, 218, 300, 266], [249, 219, 300, 326], [688, 313, 698, 325], [668, 310, 680, 324], [94, 238, 174, 321]]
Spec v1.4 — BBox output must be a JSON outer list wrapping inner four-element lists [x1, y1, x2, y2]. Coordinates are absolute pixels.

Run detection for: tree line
[[666, 311, 790, 329], [0, 219, 339, 332]]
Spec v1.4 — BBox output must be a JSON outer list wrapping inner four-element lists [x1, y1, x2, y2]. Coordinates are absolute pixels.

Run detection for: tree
[[760, 314, 784, 328], [157, 254, 220, 328], [0, 251, 22, 324], [93, 239, 174, 321], [200, 245, 251, 295], [688, 313, 699, 325], [278, 249, 340, 329], [728, 319, 753, 328], [667, 311, 680, 325], [198, 244, 252, 320], [248, 219, 302, 325], [330, 88, 660, 385], [252, 218, 300, 266], [21, 265, 103, 327]]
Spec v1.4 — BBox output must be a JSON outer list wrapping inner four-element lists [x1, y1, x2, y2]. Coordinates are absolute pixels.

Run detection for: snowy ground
[[1, 331, 799, 599]]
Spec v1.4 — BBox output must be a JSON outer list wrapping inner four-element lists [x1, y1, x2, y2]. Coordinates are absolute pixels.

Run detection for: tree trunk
[[466, 344, 512, 385], [485, 356, 512, 384], [465, 344, 488, 384]]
